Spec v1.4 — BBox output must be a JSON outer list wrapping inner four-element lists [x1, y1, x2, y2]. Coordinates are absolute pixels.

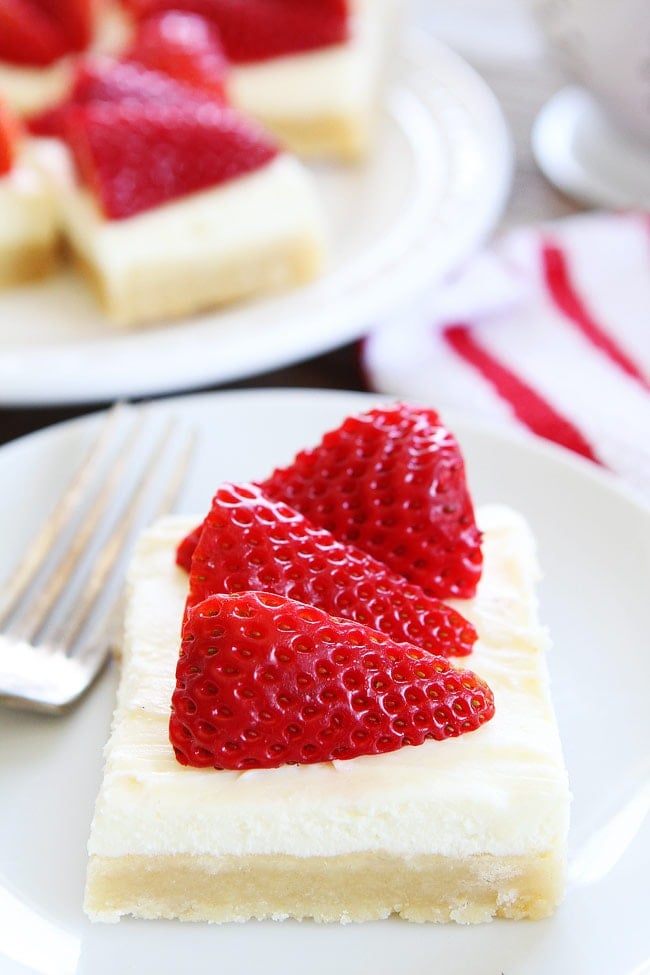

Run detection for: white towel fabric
[[362, 211, 650, 504]]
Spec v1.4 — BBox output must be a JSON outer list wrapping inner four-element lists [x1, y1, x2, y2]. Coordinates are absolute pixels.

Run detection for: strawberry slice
[[186, 482, 477, 656], [63, 99, 279, 219], [259, 404, 483, 600], [176, 522, 203, 571], [0, 98, 21, 176], [127, 11, 229, 101], [33, 0, 95, 51], [170, 591, 495, 770], [28, 57, 212, 137], [120, 0, 349, 63], [176, 405, 484, 599], [0, 0, 68, 66]]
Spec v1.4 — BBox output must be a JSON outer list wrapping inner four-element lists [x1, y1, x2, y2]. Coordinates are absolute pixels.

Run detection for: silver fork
[[0, 403, 194, 714]]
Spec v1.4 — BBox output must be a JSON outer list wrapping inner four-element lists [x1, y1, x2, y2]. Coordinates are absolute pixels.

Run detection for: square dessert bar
[[53, 152, 326, 328], [85, 503, 570, 924]]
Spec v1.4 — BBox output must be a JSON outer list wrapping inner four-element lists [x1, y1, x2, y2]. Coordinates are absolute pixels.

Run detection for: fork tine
[[0, 402, 126, 629], [52, 419, 195, 654], [5, 407, 150, 644], [0, 407, 194, 713]]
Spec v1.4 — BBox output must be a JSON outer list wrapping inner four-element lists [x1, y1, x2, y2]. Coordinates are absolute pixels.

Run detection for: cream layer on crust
[[84, 504, 570, 923]]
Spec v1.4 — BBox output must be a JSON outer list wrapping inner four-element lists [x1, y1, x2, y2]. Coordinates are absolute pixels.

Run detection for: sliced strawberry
[[127, 11, 228, 101], [0, 98, 21, 176], [170, 591, 495, 770], [33, 0, 95, 51], [259, 404, 483, 600], [28, 57, 212, 137], [63, 99, 279, 219], [120, 0, 349, 62], [0, 0, 68, 66], [176, 521, 203, 572], [190, 0, 350, 63], [27, 103, 68, 138], [71, 56, 217, 104], [186, 482, 477, 656]]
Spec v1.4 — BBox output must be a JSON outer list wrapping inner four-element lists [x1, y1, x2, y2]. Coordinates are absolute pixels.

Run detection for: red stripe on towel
[[444, 324, 603, 463], [542, 241, 650, 391]]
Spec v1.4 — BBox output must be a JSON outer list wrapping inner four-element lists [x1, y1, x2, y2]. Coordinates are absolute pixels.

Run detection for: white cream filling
[[0, 59, 73, 117], [51, 151, 326, 275], [87, 505, 570, 862]]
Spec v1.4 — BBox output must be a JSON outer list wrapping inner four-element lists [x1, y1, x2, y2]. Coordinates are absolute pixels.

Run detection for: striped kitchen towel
[[362, 211, 650, 502]]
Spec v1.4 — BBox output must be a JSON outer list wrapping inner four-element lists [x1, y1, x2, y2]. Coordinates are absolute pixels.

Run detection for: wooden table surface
[[0, 3, 584, 448]]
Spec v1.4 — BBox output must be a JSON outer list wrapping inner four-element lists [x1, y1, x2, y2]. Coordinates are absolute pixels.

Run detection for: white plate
[[532, 85, 650, 209], [0, 32, 512, 408], [1, 388, 649, 975]]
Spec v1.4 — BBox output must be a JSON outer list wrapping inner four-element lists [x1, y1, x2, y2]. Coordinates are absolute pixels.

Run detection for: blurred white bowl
[[532, 0, 650, 147]]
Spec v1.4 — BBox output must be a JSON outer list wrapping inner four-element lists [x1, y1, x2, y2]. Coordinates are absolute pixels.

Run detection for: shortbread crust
[[86, 851, 563, 924]]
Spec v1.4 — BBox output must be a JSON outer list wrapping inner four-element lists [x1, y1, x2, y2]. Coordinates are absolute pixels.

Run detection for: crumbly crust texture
[[0, 239, 58, 287], [86, 850, 565, 924]]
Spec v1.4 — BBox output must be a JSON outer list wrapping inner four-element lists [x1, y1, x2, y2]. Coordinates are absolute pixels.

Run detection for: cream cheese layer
[[54, 152, 326, 275], [87, 505, 570, 862], [0, 59, 73, 117]]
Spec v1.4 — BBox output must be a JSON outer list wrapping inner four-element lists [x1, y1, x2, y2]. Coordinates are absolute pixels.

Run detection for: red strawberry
[[70, 57, 214, 105], [0, 98, 21, 176], [120, 0, 349, 63], [28, 56, 215, 137], [0, 0, 68, 66], [33, 0, 95, 51], [26, 103, 66, 138], [176, 521, 203, 572], [170, 591, 495, 770], [186, 482, 477, 656], [127, 11, 228, 101], [259, 404, 483, 600], [63, 99, 279, 219]]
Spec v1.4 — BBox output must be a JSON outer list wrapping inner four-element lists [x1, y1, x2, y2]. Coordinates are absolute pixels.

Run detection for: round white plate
[[0, 388, 648, 975], [0, 31, 512, 408], [532, 85, 650, 209]]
